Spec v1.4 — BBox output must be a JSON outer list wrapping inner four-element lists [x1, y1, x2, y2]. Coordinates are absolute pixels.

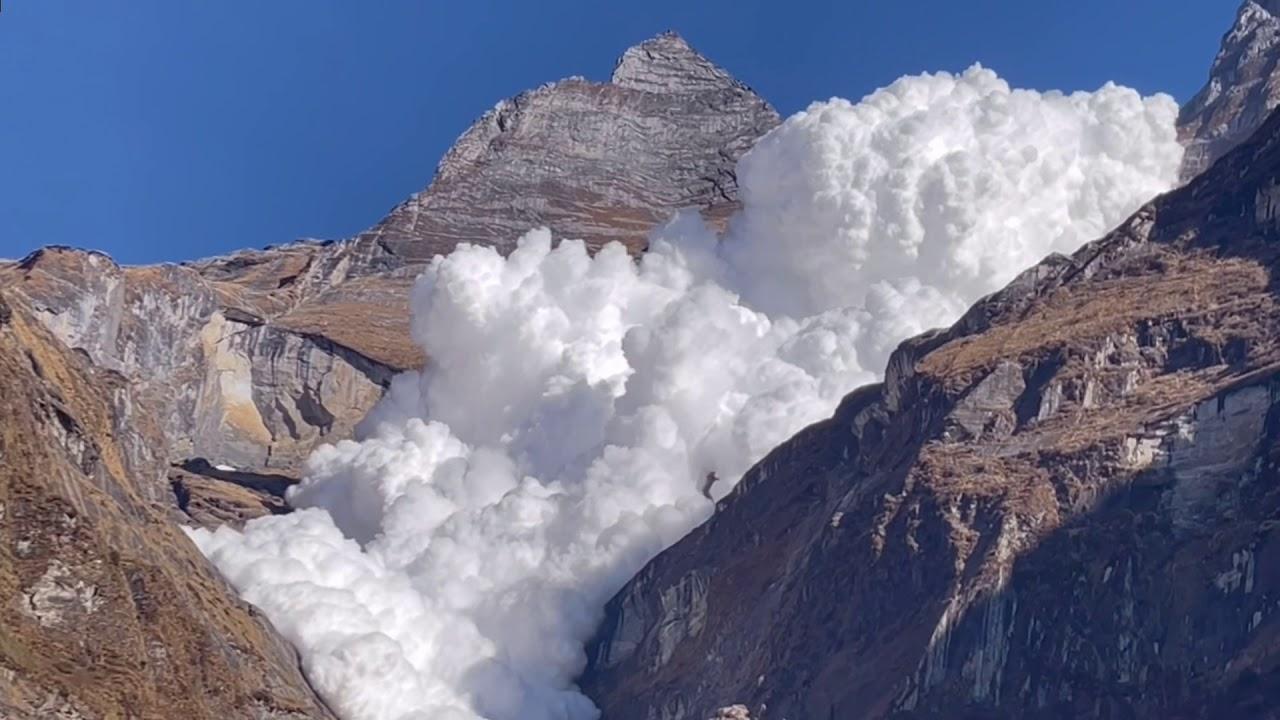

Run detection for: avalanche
[[189, 66, 1182, 720]]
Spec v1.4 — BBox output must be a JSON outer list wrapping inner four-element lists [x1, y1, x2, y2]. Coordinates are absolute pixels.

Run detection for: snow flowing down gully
[[189, 67, 1183, 720]]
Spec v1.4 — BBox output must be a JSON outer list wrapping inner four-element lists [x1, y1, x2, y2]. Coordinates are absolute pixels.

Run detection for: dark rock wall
[[582, 91, 1280, 720]]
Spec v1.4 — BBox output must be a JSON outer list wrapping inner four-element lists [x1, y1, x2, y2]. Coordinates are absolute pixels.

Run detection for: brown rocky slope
[[581, 78, 1280, 720], [0, 290, 334, 719]]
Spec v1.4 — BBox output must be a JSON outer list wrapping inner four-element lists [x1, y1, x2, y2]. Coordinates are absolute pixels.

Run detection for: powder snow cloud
[[189, 66, 1182, 720]]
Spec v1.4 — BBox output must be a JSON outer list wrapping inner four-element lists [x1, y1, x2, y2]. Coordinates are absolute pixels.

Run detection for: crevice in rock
[[174, 458, 297, 498]]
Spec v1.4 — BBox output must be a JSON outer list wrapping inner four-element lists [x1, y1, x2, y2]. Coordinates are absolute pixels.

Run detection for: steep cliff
[[581, 90, 1280, 720], [0, 247, 395, 525], [1180, 0, 1280, 179], [0, 290, 334, 719], [357, 31, 779, 261]]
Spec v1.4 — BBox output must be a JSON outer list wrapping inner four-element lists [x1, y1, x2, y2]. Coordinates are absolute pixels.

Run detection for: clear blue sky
[[0, 1, 1233, 264]]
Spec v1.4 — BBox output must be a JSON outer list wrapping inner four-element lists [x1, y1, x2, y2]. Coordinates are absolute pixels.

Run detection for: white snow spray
[[190, 67, 1182, 720]]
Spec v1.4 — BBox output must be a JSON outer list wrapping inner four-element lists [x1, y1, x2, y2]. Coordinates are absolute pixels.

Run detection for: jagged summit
[[1178, 0, 1280, 178], [610, 31, 740, 94], [355, 32, 779, 262]]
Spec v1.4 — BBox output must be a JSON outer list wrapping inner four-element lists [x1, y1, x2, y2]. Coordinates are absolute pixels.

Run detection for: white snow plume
[[189, 66, 1182, 720]]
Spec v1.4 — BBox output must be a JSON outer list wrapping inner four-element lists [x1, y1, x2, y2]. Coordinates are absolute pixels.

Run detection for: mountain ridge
[[0, 31, 779, 522], [581, 57, 1280, 720], [5, 10, 1280, 718], [0, 33, 778, 717], [1180, 0, 1280, 179]]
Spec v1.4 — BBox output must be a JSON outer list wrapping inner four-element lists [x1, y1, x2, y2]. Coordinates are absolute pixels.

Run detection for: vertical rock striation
[[356, 31, 779, 261], [0, 291, 335, 719]]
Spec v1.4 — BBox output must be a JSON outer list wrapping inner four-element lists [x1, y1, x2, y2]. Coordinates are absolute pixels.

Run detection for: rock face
[[0, 33, 778, 522], [1179, 0, 1280, 179], [580, 97, 1280, 718], [0, 246, 397, 525], [358, 32, 779, 261], [0, 291, 334, 719]]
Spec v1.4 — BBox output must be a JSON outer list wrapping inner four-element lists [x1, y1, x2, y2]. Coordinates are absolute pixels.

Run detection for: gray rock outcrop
[[1179, 0, 1280, 179], [0, 291, 336, 719], [357, 31, 779, 261]]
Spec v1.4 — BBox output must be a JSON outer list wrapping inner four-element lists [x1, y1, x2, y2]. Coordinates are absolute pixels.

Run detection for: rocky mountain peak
[[0, 33, 783, 513], [610, 31, 740, 94], [1178, 0, 1280, 178], [1258, 0, 1280, 18], [356, 32, 779, 262]]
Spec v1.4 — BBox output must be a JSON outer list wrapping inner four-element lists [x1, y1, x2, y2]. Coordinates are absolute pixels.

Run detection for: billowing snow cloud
[[189, 66, 1182, 720]]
